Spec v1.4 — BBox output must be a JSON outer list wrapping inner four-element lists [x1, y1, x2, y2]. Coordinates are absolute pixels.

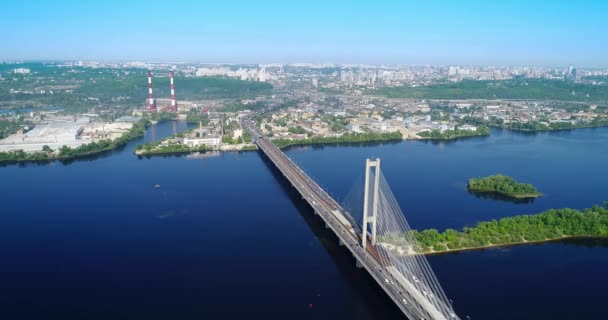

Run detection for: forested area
[[409, 204, 608, 253], [370, 79, 608, 102], [418, 125, 490, 139], [272, 131, 402, 148], [467, 174, 540, 198]]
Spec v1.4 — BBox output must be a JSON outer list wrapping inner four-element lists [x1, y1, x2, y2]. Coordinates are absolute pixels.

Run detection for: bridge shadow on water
[[257, 150, 404, 320]]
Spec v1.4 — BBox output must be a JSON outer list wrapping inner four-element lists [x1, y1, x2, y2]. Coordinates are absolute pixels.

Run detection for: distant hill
[[76, 76, 273, 101], [369, 78, 608, 102]]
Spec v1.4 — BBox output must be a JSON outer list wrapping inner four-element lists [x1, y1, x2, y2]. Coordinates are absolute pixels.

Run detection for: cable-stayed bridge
[[242, 118, 460, 320]]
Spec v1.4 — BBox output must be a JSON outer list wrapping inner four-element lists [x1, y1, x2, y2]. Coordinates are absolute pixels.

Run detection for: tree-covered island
[[467, 174, 541, 199], [399, 204, 608, 254], [417, 125, 490, 140]]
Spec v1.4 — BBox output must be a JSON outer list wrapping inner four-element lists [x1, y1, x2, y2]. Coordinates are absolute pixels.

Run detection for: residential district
[[1, 61, 607, 160]]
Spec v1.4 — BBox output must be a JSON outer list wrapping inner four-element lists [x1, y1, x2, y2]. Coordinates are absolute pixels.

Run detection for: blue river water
[[1, 122, 607, 319]]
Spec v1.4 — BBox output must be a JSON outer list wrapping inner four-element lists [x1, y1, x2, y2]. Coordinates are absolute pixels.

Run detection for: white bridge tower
[[362, 158, 380, 249]]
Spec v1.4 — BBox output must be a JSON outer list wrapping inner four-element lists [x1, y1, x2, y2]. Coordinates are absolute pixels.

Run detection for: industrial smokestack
[[148, 71, 156, 111], [170, 71, 177, 112]]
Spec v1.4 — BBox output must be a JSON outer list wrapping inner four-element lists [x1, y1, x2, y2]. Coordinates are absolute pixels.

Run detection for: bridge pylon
[[362, 158, 380, 249]]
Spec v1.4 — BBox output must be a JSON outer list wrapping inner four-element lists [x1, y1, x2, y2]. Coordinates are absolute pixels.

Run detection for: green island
[[404, 204, 608, 254], [369, 78, 608, 102], [417, 125, 490, 140], [271, 131, 403, 148], [467, 174, 541, 199]]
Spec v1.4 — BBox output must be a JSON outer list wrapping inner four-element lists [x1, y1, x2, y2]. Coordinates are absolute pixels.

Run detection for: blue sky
[[1, 0, 607, 66]]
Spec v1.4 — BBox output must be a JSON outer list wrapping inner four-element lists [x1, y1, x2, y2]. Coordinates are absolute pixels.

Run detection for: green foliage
[[504, 119, 608, 131], [287, 126, 307, 134], [370, 78, 608, 102], [272, 131, 402, 148], [141, 142, 208, 155], [0, 118, 34, 139], [217, 101, 267, 112], [409, 205, 608, 253], [468, 174, 540, 198], [418, 125, 490, 139]]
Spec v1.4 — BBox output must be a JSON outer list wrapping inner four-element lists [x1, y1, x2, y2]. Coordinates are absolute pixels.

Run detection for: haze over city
[[2, 0, 607, 66]]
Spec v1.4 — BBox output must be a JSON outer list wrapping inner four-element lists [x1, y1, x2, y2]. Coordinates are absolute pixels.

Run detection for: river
[[0, 122, 607, 319]]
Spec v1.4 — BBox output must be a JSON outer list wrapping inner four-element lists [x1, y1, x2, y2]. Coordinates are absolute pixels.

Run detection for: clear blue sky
[[1, 0, 607, 66]]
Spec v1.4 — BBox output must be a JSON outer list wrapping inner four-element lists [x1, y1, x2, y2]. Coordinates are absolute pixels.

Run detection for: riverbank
[[467, 188, 541, 199], [272, 131, 403, 149], [0, 119, 150, 164], [417, 125, 491, 140], [495, 122, 608, 132], [421, 235, 601, 256], [135, 143, 258, 156], [382, 204, 608, 255], [467, 174, 541, 199]]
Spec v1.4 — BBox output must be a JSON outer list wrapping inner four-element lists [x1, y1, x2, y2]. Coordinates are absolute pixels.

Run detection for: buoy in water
[[154, 184, 161, 188]]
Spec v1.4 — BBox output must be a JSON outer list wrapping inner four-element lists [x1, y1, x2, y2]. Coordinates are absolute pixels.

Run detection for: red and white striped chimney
[[148, 71, 156, 111], [169, 71, 177, 112]]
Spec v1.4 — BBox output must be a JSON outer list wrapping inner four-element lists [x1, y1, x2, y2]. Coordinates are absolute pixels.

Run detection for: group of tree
[[272, 131, 402, 148], [287, 125, 309, 135], [418, 125, 490, 140], [467, 174, 540, 198], [405, 204, 608, 253]]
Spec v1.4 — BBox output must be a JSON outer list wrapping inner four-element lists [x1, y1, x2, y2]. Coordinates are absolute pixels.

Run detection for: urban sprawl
[[1, 61, 607, 160]]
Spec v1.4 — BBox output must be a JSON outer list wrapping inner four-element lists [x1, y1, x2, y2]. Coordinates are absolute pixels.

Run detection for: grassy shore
[[272, 131, 403, 149], [396, 204, 608, 255]]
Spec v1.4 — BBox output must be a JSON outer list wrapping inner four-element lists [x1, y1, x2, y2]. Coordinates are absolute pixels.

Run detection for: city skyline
[[1, 0, 607, 67]]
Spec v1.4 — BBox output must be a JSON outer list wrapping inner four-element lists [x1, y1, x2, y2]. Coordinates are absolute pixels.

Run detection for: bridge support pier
[[362, 158, 380, 249]]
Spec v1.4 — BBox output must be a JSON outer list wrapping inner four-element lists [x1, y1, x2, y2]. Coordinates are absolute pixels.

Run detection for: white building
[[232, 128, 243, 140], [13, 68, 31, 74], [183, 136, 221, 148], [460, 125, 478, 131]]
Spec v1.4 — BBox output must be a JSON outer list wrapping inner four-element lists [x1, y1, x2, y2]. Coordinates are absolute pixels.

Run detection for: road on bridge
[[242, 117, 459, 320]]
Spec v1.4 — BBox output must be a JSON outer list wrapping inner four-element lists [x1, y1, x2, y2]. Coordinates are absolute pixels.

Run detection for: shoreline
[[415, 132, 490, 141], [492, 123, 608, 133], [276, 138, 403, 150], [0, 118, 179, 164], [136, 144, 258, 156], [467, 188, 541, 199], [421, 235, 604, 256]]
